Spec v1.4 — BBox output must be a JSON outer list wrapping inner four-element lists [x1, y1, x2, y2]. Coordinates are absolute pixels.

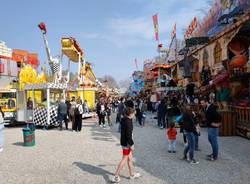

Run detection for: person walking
[[116, 98, 126, 132], [157, 99, 167, 129], [57, 99, 68, 130], [83, 100, 89, 113], [116, 98, 125, 124], [99, 102, 106, 127], [111, 108, 141, 183], [167, 122, 177, 153], [70, 97, 77, 131], [181, 106, 199, 164], [105, 102, 112, 127], [74, 98, 83, 132], [135, 99, 143, 127], [141, 100, 147, 126], [65, 97, 71, 125], [0, 107, 4, 152], [200, 97, 221, 161], [96, 100, 102, 126]]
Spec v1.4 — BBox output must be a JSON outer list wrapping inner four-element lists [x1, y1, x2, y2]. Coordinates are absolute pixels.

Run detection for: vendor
[[27, 97, 33, 110], [7, 98, 15, 109]]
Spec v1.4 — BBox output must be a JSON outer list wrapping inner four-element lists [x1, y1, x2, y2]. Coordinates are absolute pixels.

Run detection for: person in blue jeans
[[181, 106, 199, 164], [200, 98, 221, 161], [157, 99, 167, 129]]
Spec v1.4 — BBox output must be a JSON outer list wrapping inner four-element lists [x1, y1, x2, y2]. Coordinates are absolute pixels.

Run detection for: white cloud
[[107, 17, 153, 40], [79, 0, 209, 48]]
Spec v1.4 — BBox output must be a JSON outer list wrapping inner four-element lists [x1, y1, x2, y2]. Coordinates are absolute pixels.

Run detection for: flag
[[171, 23, 177, 39], [152, 14, 159, 41]]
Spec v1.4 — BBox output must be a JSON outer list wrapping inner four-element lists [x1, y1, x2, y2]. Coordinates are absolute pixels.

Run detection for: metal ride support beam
[[46, 88, 50, 127], [78, 52, 81, 81], [42, 33, 53, 63], [32, 89, 35, 122]]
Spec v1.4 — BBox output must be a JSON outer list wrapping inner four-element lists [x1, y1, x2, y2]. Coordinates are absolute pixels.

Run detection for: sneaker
[[181, 156, 188, 160], [172, 151, 176, 153], [207, 156, 217, 161], [206, 154, 213, 158], [168, 150, 172, 153], [190, 159, 199, 164], [130, 172, 141, 180], [111, 175, 121, 183], [160, 126, 164, 129]]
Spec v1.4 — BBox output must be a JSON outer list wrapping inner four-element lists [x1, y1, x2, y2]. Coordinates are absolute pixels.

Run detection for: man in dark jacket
[[57, 99, 68, 130], [157, 99, 167, 129], [112, 108, 141, 183], [200, 98, 221, 161]]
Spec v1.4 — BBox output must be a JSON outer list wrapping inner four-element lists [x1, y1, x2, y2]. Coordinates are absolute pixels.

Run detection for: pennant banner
[[152, 14, 159, 41], [171, 23, 177, 39], [184, 17, 198, 39]]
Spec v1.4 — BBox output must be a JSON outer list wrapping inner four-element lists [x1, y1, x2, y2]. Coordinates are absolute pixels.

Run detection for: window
[[214, 42, 222, 64], [203, 49, 209, 67]]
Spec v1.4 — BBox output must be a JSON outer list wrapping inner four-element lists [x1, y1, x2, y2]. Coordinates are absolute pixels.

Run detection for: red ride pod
[[229, 55, 248, 68]]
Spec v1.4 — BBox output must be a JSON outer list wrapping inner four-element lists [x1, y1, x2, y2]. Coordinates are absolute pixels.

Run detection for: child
[[167, 122, 177, 153], [111, 108, 141, 183]]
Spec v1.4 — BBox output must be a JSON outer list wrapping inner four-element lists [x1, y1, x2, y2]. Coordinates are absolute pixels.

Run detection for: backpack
[[74, 106, 80, 115]]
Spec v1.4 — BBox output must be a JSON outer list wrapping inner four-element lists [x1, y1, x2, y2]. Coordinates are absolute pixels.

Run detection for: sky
[[0, 0, 209, 82]]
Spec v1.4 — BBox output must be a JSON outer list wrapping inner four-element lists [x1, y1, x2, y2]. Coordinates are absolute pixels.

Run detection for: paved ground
[[0, 114, 250, 184]]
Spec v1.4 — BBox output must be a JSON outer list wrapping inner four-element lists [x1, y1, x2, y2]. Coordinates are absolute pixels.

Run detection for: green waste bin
[[23, 128, 35, 147]]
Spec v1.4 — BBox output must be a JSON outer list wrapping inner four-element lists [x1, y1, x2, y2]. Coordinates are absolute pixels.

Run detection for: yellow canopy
[[61, 38, 84, 62]]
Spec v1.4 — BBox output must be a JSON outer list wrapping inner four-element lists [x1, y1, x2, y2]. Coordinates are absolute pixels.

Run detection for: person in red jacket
[[167, 122, 177, 153]]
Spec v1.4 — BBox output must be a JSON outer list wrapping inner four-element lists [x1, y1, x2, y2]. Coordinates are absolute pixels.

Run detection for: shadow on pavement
[[73, 162, 115, 183], [12, 142, 24, 146], [92, 137, 116, 142]]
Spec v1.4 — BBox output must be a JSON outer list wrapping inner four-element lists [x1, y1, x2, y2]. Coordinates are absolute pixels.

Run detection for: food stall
[[24, 83, 66, 127]]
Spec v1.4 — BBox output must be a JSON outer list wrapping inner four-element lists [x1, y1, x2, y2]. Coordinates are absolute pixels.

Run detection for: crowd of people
[[0, 89, 222, 183], [57, 96, 90, 132], [109, 90, 222, 182]]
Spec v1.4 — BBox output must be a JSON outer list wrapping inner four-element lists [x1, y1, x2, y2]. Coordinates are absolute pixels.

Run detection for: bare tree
[[98, 75, 119, 89], [119, 78, 132, 89]]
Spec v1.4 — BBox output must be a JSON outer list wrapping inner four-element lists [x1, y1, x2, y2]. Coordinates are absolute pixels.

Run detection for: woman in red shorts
[[111, 107, 141, 183]]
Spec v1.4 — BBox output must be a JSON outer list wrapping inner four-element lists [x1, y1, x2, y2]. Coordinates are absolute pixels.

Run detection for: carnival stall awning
[[151, 64, 171, 71], [24, 83, 67, 90]]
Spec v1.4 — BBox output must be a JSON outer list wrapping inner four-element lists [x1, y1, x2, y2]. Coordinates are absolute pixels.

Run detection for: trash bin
[[22, 128, 35, 147]]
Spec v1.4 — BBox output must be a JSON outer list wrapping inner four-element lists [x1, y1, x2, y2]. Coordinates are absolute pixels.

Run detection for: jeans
[[137, 112, 143, 126], [208, 128, 219, 159], [58, 113, 68, 129], [158, 114, 166, 128], [168, 139, 176, 151], [184, 131, 195, 160], [0, 124, 4, 148], [75, 114, 82, 131], [195, 134, 199, 150], [84, 107, 89, 113], [183, 133, 187, 144]]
